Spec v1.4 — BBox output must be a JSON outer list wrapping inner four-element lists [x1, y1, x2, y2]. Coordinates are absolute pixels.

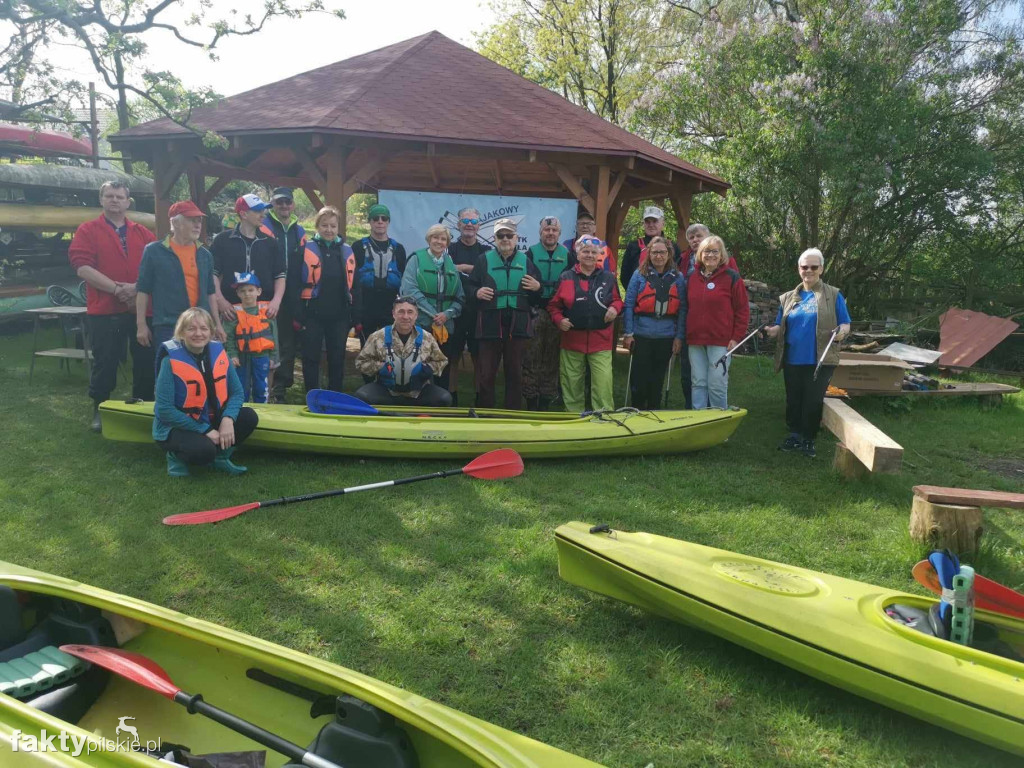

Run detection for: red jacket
[[685, 265, 749, 347], [547, 265, 624, 354], [69, 216, 156, 315]]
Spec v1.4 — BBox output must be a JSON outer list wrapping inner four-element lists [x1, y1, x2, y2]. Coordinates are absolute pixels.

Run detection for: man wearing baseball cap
[[136, 200, 224, 352], [211, 194, 286, 326], [619, 205, 681, 288]]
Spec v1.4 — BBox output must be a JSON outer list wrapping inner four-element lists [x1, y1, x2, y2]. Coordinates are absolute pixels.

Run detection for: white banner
[[377, 190, 579, 253]]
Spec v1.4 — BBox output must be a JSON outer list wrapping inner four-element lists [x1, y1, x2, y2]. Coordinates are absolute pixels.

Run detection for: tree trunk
[[908, 496, 984, 555], [114, 52, 133, 175]]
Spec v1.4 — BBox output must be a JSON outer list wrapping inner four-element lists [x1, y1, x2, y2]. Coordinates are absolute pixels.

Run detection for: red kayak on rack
[[0, 123, 93, 157], [913, 560, 1024, 619]]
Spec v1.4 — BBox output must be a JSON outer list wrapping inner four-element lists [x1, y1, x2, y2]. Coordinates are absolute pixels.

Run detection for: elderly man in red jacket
[[69, 180, 156, 431]]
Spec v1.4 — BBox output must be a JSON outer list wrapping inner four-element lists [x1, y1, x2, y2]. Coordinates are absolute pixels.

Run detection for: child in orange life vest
[[224, 272, 279, 403]]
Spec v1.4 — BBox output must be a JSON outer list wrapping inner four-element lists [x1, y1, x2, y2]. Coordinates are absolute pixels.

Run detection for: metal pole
[[88, 83, 100, 169]]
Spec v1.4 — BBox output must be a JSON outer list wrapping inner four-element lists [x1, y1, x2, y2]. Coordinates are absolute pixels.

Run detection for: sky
[[30, 0, 495, 105]]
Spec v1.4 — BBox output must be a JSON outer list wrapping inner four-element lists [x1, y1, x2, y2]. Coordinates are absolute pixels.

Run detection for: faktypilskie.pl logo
[[10, 715, 162, 757]]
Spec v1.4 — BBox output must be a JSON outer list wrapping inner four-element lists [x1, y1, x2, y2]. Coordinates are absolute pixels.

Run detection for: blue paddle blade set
[[928, 550, 976, 645], [307, 389, 380, 416]]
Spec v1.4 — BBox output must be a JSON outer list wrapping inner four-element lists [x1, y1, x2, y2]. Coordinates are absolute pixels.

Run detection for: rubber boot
[[538, 396, 552, 412], [213, 447, 248, 475], [166, 452, 190, 477], [450, 392, 459, 407], [90, 404, 102, 433], [525, 396, 539, 411]]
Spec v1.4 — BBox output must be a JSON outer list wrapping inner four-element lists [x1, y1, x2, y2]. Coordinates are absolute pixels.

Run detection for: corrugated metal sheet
[[938, 308, 1019, 368]]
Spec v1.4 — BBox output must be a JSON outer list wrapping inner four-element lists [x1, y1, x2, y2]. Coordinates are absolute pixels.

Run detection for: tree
[[1, 0, 345, 167], [477, 0, 670, 123], [635, 0, 1024, 311]]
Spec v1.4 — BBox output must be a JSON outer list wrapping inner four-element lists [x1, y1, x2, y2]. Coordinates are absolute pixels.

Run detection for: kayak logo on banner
[[10, 718, 161, 757]]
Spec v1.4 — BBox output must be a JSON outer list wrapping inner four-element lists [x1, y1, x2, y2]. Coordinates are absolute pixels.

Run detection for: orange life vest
[[232, 302, 275, 354], [301, 238, 355, 301], [635, 269, 682, 318], [161, 340, 230, 425]]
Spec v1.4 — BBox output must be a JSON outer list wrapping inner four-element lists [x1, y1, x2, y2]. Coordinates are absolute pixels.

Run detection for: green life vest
[[528, 243, 569, 298], [485, 249, 528, 310], [414, 249, 459, 312]]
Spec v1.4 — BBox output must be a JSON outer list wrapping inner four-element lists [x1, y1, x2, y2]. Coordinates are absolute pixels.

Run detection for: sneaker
[[778, 434, 802, 452], [801, 440, 817, 458]]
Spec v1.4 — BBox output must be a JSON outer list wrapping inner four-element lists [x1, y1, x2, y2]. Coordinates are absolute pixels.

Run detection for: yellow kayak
[[555, 522, 1024, 755], [0, 560, 603, 766]]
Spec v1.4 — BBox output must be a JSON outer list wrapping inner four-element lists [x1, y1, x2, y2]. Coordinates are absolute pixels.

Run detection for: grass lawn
[[1, 322, 1022, 767]]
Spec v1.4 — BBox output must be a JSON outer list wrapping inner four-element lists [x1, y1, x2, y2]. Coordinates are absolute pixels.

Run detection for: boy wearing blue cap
[[224, 272, 278, 402]]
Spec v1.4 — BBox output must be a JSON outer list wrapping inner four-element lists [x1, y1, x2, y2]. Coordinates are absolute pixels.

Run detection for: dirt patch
[[973, 456, 1024, 481]]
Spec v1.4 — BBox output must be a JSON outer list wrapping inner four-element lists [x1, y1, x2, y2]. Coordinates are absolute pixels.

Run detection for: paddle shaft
[[173, 691, 339, 768], [257, 467, 466, 510]]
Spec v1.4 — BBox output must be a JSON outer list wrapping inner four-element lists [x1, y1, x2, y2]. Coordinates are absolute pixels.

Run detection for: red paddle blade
[[912, 560, 1024, 619], [163, 502, 261, 527], [60, 645, 181, 699], [462, 449, 524, 480]]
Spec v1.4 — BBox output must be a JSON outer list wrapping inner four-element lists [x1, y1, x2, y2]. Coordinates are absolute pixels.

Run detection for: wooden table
[[26, 306, 92, 383]]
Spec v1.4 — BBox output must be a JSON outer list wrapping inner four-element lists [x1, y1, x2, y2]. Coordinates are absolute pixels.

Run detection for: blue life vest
[[383, 325, 429, 393], [356, 237, 403, 291]]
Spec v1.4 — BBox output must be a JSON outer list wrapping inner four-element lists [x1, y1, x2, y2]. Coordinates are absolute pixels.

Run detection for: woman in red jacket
[[686, 236, 749, 409]]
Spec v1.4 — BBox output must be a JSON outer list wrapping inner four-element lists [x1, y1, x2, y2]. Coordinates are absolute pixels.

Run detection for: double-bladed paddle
[[307, 389, 411, 417], [912, 559, 1024, 620], [162, 448, 525, 526], [59, 645, 342, 768]]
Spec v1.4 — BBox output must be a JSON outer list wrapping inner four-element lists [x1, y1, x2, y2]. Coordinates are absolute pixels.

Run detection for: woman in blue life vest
[[153, 307, 258, 477], [623, 236, 686, 409], [292, 205, 356, 394], [765, 248, 851, 458], [399, 223, 465, 393]]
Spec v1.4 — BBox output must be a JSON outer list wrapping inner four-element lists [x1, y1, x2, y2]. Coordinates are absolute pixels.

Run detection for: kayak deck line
[[554, 530, 1024, 728]]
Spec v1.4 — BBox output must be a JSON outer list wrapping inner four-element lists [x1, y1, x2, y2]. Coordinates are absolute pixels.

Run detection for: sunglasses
[[495, 232, 517, 240], [460, 218, 480, 225], [370, 215, 390, 222], [800, 264, 821, 271], [393, 295, 416, 305], [579, 236, 605, 247], [274, 198, 293, 205]]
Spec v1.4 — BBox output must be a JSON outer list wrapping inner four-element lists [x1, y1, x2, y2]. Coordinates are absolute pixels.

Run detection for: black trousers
[[302, 316, 349, 393], [783, 364, 836, 440], [272, 304, 296, 399], [477, 336, 526, 410], [678, 341, 693, 409], [632, 337, 674, 410], [354, 381, 453, 407], [87, 313, 154, 403], [157, 407, 259, 465]]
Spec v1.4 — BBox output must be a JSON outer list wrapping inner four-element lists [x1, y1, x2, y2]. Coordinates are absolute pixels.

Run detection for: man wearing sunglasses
[[352, 203, 408, 343], [446, 206, 488, 405]]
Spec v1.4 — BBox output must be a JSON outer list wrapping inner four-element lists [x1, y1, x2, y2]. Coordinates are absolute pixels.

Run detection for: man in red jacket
[[69, 180, 157, 431]]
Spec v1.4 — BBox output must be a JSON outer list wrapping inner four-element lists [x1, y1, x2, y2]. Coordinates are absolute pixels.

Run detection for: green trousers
[[559, 349, 614, 413]]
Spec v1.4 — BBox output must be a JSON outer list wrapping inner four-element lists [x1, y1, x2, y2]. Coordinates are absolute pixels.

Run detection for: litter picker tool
[[813, 327, 841, 381], [662, 354, 673, 409], [714, 325, 766, 375], [59, 645, 342, 768], [623, 350, 634, 407], [163, 449, 524, 526]]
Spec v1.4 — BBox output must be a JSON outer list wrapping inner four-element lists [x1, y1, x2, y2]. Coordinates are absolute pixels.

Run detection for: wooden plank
[[594, 165, 611, 240], [913, 485, 1024, 510], [301, 186, 324, 212], [821, 398, 903, 474], [548, 163, 595, 215], [291, 145, 327, 190], [844, 382, 1019, 397]]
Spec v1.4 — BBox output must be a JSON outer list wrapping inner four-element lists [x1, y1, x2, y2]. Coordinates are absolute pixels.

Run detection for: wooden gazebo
[[111, 31, 728, 249]]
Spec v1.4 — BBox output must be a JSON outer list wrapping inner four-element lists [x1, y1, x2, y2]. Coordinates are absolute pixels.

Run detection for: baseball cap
[[643, 205, 665, 220], [231, 271, 262, 289], [235, 193, 271, 214], [368, 203, 391, 219], [494, 217, 517, 234], [271, 187, 294, 201], [168, 200, 205, 218], [539, 215, 560, 228]]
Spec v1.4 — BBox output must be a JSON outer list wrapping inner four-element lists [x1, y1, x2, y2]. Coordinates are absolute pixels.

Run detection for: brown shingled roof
[[114, 31, 726, 189]]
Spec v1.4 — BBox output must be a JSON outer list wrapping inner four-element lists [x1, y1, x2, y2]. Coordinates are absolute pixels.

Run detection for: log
[[909, 496, 984, 554], [821, 399, 903, 474], [833, 442, 868, 480]]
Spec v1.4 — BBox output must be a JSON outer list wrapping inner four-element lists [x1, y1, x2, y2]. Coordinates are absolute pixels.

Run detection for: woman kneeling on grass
[[154, 307, 258, 477], [765, 247, 851, 458]]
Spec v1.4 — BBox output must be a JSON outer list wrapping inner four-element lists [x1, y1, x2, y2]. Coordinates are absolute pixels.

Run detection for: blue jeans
[[689, 344, 729, 409], [238, 356, 271, 403]]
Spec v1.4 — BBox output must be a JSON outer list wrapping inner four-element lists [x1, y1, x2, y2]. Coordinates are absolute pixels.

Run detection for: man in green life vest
[[522, 215, 569, 410], [468, 217, 544, 409]]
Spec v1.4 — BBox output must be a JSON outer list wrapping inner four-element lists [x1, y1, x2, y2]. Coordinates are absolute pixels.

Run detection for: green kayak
[[0, 559, 603, 767], [99, 401, 746, 459]]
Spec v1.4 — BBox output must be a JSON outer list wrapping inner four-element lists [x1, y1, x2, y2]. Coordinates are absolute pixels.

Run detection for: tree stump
[[833, 442, 868, 480], [908, 495, 984, 554]]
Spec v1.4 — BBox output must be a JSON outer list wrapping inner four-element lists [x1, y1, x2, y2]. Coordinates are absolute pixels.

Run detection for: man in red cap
[[136, 200, 224, 353]]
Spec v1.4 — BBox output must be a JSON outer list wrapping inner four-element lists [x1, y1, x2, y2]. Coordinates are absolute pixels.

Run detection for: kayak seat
[[0, 590, 114, 724], [286, 694, 418, 768]]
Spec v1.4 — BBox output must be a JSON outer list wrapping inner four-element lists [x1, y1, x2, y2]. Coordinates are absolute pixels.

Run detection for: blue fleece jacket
[[623, 270, 687, 339]]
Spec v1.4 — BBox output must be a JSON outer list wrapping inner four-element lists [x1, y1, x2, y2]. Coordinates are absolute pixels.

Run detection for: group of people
[[70, 183, 851, 474]]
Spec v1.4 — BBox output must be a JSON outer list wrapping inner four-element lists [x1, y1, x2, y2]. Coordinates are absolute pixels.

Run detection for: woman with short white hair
[[765, 247, 852, 458]]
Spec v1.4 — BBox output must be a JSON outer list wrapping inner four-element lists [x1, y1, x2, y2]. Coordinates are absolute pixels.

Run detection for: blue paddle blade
[[929, 550, 960, 623], [306, 389, 380, 416]]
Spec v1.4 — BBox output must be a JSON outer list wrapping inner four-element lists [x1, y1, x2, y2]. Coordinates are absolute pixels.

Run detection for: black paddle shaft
[[258, 467, 466, 509]]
